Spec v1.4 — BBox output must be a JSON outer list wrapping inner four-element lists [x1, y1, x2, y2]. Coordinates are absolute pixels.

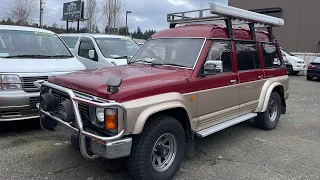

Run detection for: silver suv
[[0, 25, 85, 121]]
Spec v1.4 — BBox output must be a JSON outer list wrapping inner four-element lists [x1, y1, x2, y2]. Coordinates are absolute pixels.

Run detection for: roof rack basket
[[167, 3, 284, 41]]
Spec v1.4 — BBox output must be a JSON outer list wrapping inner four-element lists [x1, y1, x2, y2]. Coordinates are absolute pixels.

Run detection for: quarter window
[[236, 42, 260, 71], [204, 41, 232, 74], [261, 43, 282, 68]]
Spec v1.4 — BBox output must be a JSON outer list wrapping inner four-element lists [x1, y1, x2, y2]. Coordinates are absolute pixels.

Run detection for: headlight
[[0, 74, 22, 90], [95, 107, 118, 132], [95, 107, 105, 123]]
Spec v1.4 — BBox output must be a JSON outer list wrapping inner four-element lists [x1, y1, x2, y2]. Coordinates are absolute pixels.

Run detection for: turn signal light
[[105, 109, 117, 130]]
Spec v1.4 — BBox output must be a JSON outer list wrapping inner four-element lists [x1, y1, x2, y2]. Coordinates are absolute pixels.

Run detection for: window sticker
[[0, 53, 9, 57]]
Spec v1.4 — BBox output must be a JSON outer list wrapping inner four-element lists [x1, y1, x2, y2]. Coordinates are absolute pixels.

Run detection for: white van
[[0, 25, 85, 121]]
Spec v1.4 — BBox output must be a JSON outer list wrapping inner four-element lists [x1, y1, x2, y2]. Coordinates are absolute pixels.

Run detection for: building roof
[[0, 25, 54, 33]]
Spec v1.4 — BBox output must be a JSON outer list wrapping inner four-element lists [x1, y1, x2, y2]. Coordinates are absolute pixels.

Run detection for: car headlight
[[95, 107, 118, 132], [0, 74, 22, 90], [95, 107, 105, 123]]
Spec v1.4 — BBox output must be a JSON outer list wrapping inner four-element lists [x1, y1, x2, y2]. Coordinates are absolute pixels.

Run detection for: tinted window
[[205, 41, 232, 73], [236, 42, 260, 71], [78, 41, 96, 61], [261, 43, 282, 68]]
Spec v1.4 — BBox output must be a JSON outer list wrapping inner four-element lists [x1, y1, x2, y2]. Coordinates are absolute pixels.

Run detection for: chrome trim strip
[[0, 115, 39, 121]]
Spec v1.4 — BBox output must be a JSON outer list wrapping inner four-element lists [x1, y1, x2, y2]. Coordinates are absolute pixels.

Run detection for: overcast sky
[[0, 0, 228, 32]]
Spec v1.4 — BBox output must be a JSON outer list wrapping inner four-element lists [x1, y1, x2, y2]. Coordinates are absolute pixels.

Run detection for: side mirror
[[107, 76, 122, 94], [203, 60, 223, 75], [88, 50, 95, 59]]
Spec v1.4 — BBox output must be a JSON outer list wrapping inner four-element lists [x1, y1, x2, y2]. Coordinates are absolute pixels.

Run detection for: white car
[[281, 49, 306, 75], [58, 33, 87, 54], [60, 33, 140, 70]]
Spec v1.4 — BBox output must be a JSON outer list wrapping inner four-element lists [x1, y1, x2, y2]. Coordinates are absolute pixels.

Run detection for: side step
[[196, 113, 257, 138]]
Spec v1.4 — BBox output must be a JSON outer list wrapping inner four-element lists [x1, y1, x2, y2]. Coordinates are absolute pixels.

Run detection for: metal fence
[[290, 52, 320, 64]]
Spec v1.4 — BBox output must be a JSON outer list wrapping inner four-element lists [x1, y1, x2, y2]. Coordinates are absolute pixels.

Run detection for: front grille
[[22, 76, 48, 92], [29, 97, 40, 110], [78, 103, 91, 126]]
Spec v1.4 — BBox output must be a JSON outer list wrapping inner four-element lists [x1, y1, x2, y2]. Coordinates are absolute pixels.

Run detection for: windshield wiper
[[113, 56, 129, 59], [160, 63, 188, 68], [4, 55, 53, 58], [50, 55, 73, 58], [128, 59, 155, 65]]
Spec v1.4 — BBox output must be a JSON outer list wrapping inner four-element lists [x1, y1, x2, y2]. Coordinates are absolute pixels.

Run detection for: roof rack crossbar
[[167, 3, 284, 41]]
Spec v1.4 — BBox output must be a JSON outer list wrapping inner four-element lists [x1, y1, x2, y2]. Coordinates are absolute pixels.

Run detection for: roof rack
[[167, 3, 284, 41]]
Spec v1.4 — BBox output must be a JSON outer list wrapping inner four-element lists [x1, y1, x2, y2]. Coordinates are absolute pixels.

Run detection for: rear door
[[236, 41, 265, 116]]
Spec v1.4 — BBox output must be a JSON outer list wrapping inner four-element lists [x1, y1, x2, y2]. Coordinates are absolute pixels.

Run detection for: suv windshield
[[129, 38, 205, 68], [59, 36, 79, 49], [95, 37, 140, 59], [0, 30, 72, 58]]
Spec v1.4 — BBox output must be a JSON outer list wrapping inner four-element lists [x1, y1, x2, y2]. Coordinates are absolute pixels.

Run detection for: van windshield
[[0, 30, 73, 58], [95, 37, 140, 59], [59, 36, 79, 49]]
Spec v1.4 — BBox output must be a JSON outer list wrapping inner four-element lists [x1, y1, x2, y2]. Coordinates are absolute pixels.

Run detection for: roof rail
[[167, 3, 284, 41]]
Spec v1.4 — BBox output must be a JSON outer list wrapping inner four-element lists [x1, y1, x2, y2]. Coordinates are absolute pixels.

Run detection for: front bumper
[[0, 90, 39, 121], [292, 64, 306, 71], [36, 81, 132, 160]]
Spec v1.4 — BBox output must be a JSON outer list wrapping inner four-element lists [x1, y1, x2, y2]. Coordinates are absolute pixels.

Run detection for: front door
[[236, 41, 265, 115], [196, 40, 240, 131]]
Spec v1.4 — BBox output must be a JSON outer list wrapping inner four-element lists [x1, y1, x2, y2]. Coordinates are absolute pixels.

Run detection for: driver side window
[[78, 41, 97, 61], [204, 41, 232, 75]]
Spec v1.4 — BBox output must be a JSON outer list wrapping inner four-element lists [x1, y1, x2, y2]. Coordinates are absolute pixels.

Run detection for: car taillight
[[308, 65, 316, 69]]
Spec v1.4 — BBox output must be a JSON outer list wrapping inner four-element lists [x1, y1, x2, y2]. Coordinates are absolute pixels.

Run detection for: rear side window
[[261, 43, 282, 68], [236, 42, 260, 71]]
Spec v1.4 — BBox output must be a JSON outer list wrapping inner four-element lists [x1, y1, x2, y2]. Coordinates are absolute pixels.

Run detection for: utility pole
[[40, 0, 45, 28]]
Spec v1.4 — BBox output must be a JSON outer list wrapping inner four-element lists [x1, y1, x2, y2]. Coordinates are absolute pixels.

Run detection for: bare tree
[[6, 0, 38, 25], [102, 0, 123, 34], [85, 0, 97, 33]]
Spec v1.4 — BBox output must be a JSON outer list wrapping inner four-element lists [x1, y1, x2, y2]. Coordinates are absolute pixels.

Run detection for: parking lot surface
[[1, 75, 320, 180]]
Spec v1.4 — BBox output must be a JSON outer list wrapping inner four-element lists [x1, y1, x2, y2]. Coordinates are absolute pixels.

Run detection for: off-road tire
[[307, 76, 313, 81], [255, 91, 282, 130], [127, 115, 186, 180]]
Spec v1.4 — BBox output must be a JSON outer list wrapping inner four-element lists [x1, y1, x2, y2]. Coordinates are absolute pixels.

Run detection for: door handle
[[230, 79, 236, 84], [258, 75, 263, 79]]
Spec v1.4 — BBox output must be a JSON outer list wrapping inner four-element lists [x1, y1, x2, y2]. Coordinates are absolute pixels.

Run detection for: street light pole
[[125, 11, 132, 36]]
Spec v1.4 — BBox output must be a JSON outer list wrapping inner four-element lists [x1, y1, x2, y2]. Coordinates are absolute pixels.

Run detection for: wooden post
[[77, 19, 80, 33], [66, 20, 69, 33]]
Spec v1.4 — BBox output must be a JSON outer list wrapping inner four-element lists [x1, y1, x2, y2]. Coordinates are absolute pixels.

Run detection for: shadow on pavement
[[0, 118, 41, 134]]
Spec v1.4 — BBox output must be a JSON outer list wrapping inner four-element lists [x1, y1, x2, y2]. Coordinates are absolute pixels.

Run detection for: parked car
[[0, 25, 86, 122], [35, 3, 289, 180], [69, 34, 140, 69], [306, 57, 320, 80], [58, 33, 87, 54], [281, 49, 306, 75]]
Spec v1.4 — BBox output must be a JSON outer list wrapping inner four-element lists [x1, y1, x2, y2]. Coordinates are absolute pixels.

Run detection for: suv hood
[[49, 64, 192, 102], [0, 58, 86, 73]]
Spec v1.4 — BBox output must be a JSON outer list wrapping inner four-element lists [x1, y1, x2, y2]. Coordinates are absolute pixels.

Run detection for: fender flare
[[132, 101, 191, 134], [255, 82, 283, 113]]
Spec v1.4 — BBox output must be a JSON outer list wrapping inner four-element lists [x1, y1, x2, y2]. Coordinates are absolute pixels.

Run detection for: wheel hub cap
[[269, 100, 278, 122], [151, 133, 177, 172]]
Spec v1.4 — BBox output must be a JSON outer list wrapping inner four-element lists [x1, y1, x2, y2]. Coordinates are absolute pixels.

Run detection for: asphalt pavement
[[1, 75, 320, 180]]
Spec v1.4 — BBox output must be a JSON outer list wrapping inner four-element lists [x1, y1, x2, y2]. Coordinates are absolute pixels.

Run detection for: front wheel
[[127, 115, 186, 180], [255, 91, 282, 130]]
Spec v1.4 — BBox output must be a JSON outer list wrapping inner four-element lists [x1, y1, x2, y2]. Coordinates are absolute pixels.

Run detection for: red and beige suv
[[35, 3, 289, 180]]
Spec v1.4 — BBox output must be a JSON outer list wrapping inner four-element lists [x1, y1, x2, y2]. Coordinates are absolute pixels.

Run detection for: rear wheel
[[127, 115, 186, 180], [307, 76, 313, 80], [255, 91, 282, 130]]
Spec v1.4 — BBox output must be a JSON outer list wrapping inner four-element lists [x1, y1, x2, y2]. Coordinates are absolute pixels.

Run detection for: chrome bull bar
[[34, 80, 128, 160]]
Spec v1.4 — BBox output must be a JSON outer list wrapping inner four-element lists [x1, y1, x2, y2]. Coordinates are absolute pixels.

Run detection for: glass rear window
[[60, 36, 79, 49]]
